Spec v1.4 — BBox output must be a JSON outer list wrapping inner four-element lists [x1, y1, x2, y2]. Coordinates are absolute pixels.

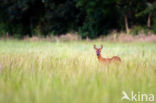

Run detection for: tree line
[[0, 0, 156, 38]]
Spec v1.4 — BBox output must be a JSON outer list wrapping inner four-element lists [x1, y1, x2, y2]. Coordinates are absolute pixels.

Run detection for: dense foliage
[[0, 0, 156, 38]]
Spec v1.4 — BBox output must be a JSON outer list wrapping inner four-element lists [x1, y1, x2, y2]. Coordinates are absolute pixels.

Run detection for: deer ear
[[101, 45, 103, 49], [94, 45, 97, 49]]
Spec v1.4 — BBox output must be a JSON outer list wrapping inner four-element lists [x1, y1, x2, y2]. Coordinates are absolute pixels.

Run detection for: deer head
[[94, 45, 103, 56]]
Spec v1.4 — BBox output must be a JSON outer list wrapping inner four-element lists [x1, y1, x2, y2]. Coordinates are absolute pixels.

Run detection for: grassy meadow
[[0, 40, 156, 103]]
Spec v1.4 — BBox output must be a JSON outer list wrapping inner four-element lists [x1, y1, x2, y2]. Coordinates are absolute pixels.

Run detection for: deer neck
[[97, 54, 104, 60]]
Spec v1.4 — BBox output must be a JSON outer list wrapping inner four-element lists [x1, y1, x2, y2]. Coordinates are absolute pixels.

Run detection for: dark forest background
[[0, 0, 156, 39]]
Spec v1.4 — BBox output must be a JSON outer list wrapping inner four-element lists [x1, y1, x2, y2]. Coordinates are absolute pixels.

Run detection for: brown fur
[[94, 45, 121, 64]]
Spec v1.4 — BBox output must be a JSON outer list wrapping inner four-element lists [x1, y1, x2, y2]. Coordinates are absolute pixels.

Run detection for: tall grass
[[0, 40, 156, 103]]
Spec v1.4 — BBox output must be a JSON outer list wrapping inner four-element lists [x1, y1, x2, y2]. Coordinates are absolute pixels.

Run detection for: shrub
[[130, 26, 146, 35]]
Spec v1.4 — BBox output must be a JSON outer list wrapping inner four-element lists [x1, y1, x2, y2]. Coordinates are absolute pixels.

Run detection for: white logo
[[121, 91, 154, 102]]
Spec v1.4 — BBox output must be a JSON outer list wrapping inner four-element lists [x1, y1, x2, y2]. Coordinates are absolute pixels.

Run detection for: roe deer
[[94, 45, 121, 64]]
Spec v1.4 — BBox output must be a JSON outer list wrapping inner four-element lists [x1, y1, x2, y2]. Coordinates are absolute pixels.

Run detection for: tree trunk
[[124, 15, 129, 34], [147, 13, 152, 34], [6, 32, 9, 39]]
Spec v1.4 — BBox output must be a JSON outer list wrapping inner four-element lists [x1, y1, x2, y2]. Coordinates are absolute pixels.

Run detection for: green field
[[0, 40, 156, 103]]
